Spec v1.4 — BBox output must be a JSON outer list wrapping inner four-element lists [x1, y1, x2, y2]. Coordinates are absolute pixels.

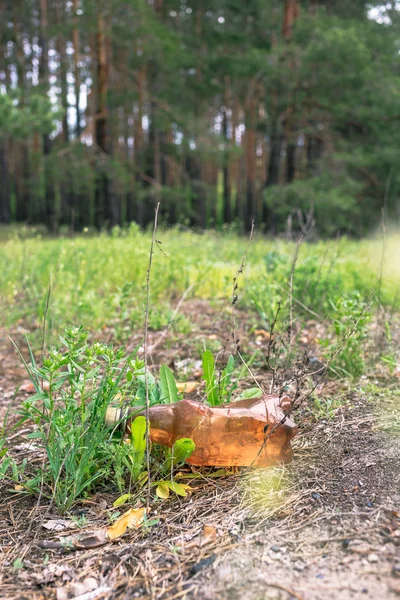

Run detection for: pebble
[[392, 564, 400, 578], [367, 553, 379, 563], [270, 545, 280, 553]]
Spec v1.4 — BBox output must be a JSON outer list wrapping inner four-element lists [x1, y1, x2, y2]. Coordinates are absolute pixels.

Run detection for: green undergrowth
[[0, 226, 398, 345], [0, 227, 399, 514], [0, 328, 250, 514]]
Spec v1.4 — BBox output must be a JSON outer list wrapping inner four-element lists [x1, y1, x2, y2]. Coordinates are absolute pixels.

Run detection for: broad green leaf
[[113, 493, 133, 507], [159, 365, 179, 404], [171, 438, 195, 467], [130, 416, 146, 452], [167, 481, 191, 497], [156, 481, 170, 499], [202, 350, 218, 406], [129, 416, 147, 478], [220, 355, 235, 401]]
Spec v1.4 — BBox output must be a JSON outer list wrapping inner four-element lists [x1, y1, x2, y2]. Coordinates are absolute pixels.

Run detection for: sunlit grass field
[[0, 225, 398, 343]]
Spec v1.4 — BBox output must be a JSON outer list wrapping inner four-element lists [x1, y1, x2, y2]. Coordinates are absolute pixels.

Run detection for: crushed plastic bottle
[[106, 395, 297, 467]]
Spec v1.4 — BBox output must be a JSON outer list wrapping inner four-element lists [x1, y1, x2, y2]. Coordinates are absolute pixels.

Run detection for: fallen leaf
[[113, 493, 133, 507], [39, 509, 147, 551], [42, 519, 73, 532], [156, 482, 170, 499], [106, 507, 146, 540], [167, 481, 192, 497], [255, 329, 271, 340], [186, 525, 217, 548], [176, 381, 200, 393]]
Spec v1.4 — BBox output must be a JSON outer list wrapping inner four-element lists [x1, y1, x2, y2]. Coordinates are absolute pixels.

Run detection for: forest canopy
[[1, 0, 400, 236]]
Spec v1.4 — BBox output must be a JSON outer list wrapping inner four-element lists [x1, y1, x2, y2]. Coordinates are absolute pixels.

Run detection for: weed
[[319, 292, 371, 379], [311, 395, 343, 420]]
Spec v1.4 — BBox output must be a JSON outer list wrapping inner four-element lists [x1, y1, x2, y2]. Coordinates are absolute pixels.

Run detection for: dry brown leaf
[[42, 519, 73, 532], [106, 507, 146, 541], [255, 329, 271, 340], [40, 509, 147, 551], [20, 380, 50, 393], [176, 381, 200, 393], [186, 525, 217, 548]]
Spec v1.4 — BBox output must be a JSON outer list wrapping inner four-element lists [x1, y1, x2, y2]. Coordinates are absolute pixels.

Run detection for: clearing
[[0, 230, 399, 599]]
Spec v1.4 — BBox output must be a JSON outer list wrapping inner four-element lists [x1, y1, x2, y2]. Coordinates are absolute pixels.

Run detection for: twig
[[250, 295, 373, 467], [144, 202, 161, 511], [230, 221, 259, 383]]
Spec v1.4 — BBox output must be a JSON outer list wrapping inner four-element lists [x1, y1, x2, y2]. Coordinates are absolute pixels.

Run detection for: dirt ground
[[0, 304, 399, 600]]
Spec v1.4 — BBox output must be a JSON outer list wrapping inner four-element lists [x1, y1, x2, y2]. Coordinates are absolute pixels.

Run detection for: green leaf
[[113, 493, 133, 507], [220, 355, 235, 401], [130, 416, 146, 452], [167, 481, 190, 497], [129, 416, 147, 478], [170, 438, 195, 467], [202, 350, 218, 406], [26, 432, 45, 439], [156, 481, 170, 499], [159, 365, 179, 404], [237, 388, 263, 400]]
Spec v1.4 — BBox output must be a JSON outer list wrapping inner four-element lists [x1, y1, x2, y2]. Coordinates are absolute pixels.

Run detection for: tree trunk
[[56, 0, 69, 143], [13, 0, 30, 222], [282, 0, 300, 185], [222, 106, 232, 223], [72, 0, 81, 137], [282, 0, 300, 39], [266, 124, 283, 187], [0, 141, 10, 223], [244, 100, 257, 229], [134, 67, 145, 225], [94, 10, 117, 228], [39, 0, 57, 232]]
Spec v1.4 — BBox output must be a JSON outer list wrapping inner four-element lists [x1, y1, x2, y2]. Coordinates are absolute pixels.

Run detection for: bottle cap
[[105, 406, 128, 432]]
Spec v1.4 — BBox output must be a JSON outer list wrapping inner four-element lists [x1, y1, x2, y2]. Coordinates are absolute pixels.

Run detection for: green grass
[[0, 226, 398, 344], [0, 225, 399, 514]]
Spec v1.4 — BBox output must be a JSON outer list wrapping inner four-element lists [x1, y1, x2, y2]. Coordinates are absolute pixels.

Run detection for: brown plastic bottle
[[106, 395, 297, 467]]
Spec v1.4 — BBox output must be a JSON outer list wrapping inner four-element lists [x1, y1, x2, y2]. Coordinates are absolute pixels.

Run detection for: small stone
[[367, 553, 379, 563], [312, 493, 321, 500], [366, 500, 374, 508], [392, 564, 400, 578], [294, 561, 305, 572], [270, 545, 280, 553]]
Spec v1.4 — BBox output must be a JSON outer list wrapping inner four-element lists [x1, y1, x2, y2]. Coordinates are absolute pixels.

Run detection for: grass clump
[[1, 327, 193, 514]]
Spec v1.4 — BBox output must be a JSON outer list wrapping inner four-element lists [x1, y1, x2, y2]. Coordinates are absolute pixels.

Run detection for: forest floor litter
[[0, 300, 399, 600]]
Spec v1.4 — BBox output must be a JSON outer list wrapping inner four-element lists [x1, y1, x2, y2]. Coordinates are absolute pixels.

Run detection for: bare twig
[[144, 202, 161, 510], [250, 295, 373, 467], [229, 222, 264, 391]]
